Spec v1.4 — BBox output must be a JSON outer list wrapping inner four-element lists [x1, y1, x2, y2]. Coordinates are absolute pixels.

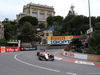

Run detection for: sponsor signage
[[47, 36, 82, 45], [63, 51, 87, 60], [87, 28, 93, 34], [1, 47, 5, 53], [48, 36, 73, 44], [67, 52, 74, 57], [21, 47, 37, 51], [0, 47, 20, 53], [63, 51, 74, 57], [49, 40, 71, 44]]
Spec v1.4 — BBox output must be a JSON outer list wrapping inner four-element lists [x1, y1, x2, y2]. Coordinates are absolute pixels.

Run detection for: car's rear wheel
[[49, 55, 54, 61], [37, 52, 39, 56]]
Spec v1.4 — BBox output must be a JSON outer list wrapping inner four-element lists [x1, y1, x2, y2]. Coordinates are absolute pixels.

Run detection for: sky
[[0, 0, 100, 21]]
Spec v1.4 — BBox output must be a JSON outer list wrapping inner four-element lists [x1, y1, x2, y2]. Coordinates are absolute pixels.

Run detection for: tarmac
[[53, 51, 100, 66]]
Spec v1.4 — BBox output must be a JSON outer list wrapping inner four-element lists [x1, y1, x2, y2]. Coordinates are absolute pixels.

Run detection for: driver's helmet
[[42, 50, 45, 53]]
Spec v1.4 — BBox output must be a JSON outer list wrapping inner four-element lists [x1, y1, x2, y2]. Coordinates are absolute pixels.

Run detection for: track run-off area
[[0, 50, 100, 75]]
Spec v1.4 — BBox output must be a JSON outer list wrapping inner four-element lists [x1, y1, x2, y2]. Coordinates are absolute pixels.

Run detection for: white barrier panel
[[47, 36, 73, 45], [63, 51, 87, 60], [74, 53, 87, 60], [48, 40, 71, 44]]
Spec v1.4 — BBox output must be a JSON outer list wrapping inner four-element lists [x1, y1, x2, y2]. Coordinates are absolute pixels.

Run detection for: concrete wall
[[88, 54, 100, 62]]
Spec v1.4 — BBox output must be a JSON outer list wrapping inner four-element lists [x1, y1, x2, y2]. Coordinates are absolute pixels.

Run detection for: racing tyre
[[49, 55, 54, 61], [37, 52, 40, 56]]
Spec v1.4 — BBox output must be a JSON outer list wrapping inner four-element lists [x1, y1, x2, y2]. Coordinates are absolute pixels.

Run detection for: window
[[47, 14, 50, 17], [21, 14, 25, 18], [40, 13, 45, 20], [32, 12, 37, 17]]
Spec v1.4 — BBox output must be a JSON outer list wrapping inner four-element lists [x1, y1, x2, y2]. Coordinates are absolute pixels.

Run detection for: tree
[[2, 18, 9, 23], [46, 16, 54, 27], [80, 24, 89, 34], [88, 22, 100, 55], [67, 4, 76, 16], [70, 38, 83, 48], [52, 16, 63, 36], [96, 16, 100, 23], [18, 22, 35, 42], [61, 22, 70, 35], [3, 19, 18, 40], [38, 23, 45, 30], [70, 38, 83, 53], [61, 15, 75, 35], [18, 16, 38, 27], [53, 16, 63, 26], [69, 15, 86, 35], [34, 36, 41, 42], [0, 39, 7, 46], [63, 15, 75, 23], [91, 16, 96, 28], [46, 15, 63, 29], [3, 22, 13, 40], [62, 15, 90, 35]]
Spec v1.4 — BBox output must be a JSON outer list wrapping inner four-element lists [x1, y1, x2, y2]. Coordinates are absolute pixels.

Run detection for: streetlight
[[88, 0, 92, 37]]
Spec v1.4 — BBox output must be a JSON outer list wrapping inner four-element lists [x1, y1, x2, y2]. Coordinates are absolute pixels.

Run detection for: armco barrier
[[63, 51, 100, 62], [21, 47, 37, 51], [0, 47, 20, 53]]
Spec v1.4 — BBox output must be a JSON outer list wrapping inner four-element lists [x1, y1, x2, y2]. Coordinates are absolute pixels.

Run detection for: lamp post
[[88, 0, 92, 37]]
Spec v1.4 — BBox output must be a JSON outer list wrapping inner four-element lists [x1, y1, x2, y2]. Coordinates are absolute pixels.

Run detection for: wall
[[88, 54, 100, 62]]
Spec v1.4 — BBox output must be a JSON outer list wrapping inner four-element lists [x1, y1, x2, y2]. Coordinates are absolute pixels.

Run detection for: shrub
[[64, 45, 71, 51], [76, 48, 82, 53], [87, 47, 98, 55], [70, 38, 83, 48], [0, 39, 7, 46]]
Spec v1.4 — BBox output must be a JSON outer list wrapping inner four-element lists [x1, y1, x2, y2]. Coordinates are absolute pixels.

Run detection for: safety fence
[[37, 46, 66, 50]]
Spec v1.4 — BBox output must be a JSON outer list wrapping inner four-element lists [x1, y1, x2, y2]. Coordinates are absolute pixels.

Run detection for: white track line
[[67, 72, 77, 75], [14, 53, 60, 72]]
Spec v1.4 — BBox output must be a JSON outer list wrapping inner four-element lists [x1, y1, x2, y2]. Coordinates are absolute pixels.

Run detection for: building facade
[[16, 2, 55, 24], [0, 23, 4, 39], [41, 30, 53, 45]]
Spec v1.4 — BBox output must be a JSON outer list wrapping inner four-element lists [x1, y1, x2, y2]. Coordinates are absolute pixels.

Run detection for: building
[[0, 23, 4, 39], [16, 2, 55, 24], [41, 30, 53, 45]]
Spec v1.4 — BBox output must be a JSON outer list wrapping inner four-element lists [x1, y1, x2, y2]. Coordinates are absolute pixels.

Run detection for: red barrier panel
[[0, 47, 20, 53], [0, 47, 1, 53]]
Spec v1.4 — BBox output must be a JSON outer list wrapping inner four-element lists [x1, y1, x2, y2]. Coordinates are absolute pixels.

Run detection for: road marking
[[86, 73, 100, 75], [54, 56, 62, 60], [14, 53, 60, 72], [75, 60, 95, 65], [66, 72, 77, 75]]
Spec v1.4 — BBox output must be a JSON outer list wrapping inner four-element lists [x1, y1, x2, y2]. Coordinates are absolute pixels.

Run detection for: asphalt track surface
[[0, 50, 100, 75]]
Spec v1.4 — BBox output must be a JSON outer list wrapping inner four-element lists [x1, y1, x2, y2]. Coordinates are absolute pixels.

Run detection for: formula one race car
[[37, 50, 54, 61]]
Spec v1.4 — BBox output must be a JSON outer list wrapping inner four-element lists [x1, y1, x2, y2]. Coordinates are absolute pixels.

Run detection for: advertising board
[[63, 51, 74, 57], [63, 51, 87, 60], [0, 47, 20, 53], [47, 36, 73, 44]]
